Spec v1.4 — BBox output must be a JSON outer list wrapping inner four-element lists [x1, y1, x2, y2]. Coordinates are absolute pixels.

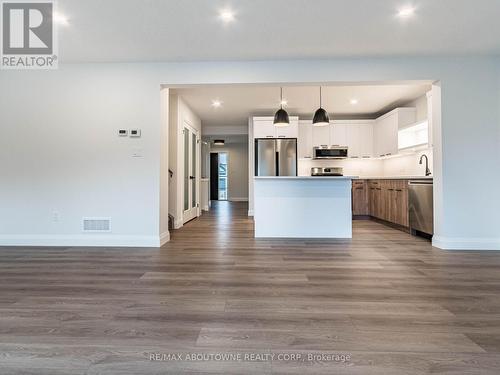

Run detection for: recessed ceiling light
[[219, 9, 235, 23], [211, 99, 222, 108], [53, 12, 69, 26], [397, 6, 416, 18], [350, 99, 359, 105]]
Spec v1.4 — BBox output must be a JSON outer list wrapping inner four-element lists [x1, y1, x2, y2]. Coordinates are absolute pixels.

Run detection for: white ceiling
[[172, 83, 431, 127], [58, 0, 500, 62]]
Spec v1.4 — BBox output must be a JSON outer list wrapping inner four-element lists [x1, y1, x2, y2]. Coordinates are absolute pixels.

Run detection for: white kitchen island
[[253, 176, 357, 238]]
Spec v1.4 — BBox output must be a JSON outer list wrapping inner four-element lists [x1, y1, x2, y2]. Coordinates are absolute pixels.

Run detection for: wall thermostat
[[130, 129, 141, 138], [118, 129, 128, 136]]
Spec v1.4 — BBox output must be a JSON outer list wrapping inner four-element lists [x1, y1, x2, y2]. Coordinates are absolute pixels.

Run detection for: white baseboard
[[433, 236, 500, 250], [0, 234, 167, 248], [159, 231, 170, 246], [173, 218, 183, 229], [248, 210, 254, 216], [229, 197, 249, 202]]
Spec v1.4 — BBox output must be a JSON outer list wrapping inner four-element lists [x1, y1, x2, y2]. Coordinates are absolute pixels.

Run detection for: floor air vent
[[82, 218, 111, 232]]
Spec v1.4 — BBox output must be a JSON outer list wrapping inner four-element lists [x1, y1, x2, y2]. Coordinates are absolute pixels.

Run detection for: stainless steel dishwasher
[[408, 180, 434, 236]]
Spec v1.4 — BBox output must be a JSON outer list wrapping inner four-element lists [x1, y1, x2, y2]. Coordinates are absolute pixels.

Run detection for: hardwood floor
[[1, 201, 500, 374]]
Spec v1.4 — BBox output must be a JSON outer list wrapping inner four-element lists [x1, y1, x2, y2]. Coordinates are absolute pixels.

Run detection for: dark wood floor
[[1, 202, 500, 374]]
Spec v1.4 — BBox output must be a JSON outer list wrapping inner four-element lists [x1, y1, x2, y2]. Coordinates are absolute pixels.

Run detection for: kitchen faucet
[[419, 154, 431, 176]]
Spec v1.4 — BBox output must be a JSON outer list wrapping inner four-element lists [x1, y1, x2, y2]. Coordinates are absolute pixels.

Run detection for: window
[[218, 153, 228, 201]]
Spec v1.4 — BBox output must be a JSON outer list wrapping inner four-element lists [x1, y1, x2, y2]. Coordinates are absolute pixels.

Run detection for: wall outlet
[[118, 129, 128, 136]]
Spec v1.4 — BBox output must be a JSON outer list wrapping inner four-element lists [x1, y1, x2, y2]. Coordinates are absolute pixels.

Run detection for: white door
[[183, 123, 199, 223]]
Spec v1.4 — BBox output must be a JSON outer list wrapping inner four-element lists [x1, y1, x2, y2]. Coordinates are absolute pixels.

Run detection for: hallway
[[1, 202, 500, 373]]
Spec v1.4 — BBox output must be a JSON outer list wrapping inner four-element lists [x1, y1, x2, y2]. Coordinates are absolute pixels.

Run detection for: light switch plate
[[130, 129, 141, 138]]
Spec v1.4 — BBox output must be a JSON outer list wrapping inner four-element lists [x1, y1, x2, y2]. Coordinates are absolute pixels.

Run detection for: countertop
[[354, 176, 433, 180], [254, 176, 358, 180]]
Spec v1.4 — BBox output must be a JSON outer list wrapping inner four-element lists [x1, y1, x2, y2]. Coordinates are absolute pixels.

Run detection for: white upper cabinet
[[253, 116, 298, 139], [253, 118, 276, 139], [358, 123, 374, 158], [374, 108, 416, 157], [276, 118, 299, 138], [311, 124, 330, 148], [310, 120, 375, 158], [298, 120, 313, 158], [330, 121, 374, 158], [330, 123, 348, 146]]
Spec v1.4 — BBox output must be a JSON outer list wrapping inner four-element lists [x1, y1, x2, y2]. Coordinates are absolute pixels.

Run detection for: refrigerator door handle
[[276, 151, 280, 176]]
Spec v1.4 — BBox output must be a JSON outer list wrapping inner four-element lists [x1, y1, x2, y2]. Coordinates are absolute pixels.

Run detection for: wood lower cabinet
[[353, 179, 409, 228], [391, 180, 409, 227], [352, 180, 369, 215]]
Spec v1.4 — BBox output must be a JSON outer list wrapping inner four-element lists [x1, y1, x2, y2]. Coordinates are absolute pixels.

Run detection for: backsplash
[[382, 148, 433, 177], [297, 148, 433, 178], [298, 158, 383, 177]]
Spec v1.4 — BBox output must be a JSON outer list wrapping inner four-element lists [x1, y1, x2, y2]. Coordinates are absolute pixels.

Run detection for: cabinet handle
[[362, 156, 371, 159], [278, 135, 286, 138], [386, 153, 392, 156], [388, 188, 394, 191], [266, 136, 274, 138], [396, 189, 403, 192]]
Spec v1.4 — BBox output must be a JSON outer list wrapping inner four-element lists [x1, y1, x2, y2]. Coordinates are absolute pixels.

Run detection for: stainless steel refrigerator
[[255, 139, 297, 176]]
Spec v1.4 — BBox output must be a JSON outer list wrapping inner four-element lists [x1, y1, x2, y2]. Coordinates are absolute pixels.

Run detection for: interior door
[[183, 123, 199, 223]]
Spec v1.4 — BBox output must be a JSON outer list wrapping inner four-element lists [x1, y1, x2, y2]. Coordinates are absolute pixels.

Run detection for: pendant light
[[273, 87, 290, 127], [313, 86, 330, 127]]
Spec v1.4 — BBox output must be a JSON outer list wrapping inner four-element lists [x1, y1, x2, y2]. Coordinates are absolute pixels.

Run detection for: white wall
[[405, 94, 428, 122], [1, 57, 499, 249], [0, 65, 163, 247], [210, 143, 249, 201]]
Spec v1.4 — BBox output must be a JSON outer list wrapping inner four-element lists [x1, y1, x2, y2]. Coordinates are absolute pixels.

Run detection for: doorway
[[210, 152, 228, 201], [183, 122, 199, 224]]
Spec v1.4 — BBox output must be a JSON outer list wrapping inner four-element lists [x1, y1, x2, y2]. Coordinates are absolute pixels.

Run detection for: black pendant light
[[313, 86, 330, 127], [273, 87, 290, 127]]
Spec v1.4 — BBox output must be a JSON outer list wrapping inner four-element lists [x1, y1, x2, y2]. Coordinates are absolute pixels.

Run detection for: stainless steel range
[[311, 167, 344, 176]]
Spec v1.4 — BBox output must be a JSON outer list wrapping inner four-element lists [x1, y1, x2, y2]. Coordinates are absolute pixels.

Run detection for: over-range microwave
[[313, 146, 348, 159]]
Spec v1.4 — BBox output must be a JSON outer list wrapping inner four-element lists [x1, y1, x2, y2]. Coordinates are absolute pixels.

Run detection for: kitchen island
[[253, 176, 357, 238]]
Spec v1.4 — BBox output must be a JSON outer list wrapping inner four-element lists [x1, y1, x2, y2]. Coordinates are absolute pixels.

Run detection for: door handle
[[189, 176, 195, 180]]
